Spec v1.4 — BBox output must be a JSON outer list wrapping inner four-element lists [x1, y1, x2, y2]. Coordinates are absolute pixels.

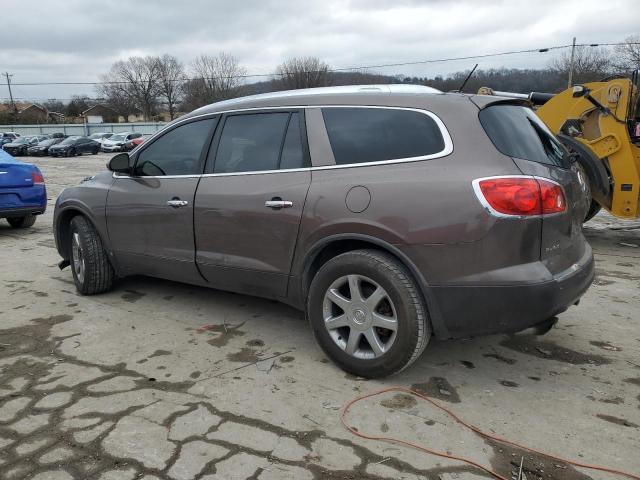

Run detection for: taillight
[[473, 176, 565, 217], [32, 171, 45, 185]]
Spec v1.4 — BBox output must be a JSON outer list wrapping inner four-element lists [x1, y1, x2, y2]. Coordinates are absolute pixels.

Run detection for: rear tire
[[7, 215, 36, 228], [69, 215, 114, 295], [584, 200, 602, 222], [307, 249, 430, 378]]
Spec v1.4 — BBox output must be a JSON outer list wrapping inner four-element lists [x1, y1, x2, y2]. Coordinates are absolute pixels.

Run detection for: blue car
[[0, 148, 46, 228]]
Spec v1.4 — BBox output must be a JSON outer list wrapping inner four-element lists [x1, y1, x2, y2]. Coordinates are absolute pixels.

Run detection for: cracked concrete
[[1, 153, 639, 479]]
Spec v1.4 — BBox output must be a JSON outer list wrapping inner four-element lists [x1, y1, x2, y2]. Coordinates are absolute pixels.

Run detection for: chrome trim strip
[[114, 105, 453, 180], [471, 175, 566, 219]]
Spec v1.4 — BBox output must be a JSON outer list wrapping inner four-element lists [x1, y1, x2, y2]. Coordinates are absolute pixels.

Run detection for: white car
[[101, 132, 142, 152], [88, 133, 113, 146]]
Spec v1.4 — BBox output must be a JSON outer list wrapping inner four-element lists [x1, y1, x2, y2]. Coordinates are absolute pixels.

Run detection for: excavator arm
[[478, 75, 640, 219]]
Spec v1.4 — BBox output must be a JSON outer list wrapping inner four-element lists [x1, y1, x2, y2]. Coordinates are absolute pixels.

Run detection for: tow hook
[[58, 259, 70, 270]]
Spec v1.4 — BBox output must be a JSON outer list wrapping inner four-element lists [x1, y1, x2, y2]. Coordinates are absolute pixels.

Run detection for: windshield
[[109, 134, 127, 141], [479, 104, 571, 169], [13, 138, 30, 144], [61, 136, 80, 144], [89, 133, 109, 139]]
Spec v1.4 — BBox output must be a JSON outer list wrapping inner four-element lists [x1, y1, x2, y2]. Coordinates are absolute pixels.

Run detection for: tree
[[182, 53, 246, 110], [97, 56, 161, 121], [614, 35, 640, 72], [65, 95, 92, 117], [42, 99, 65, 114], [549, 46, 612, 85], [156, 54, 185, 120], [273, 57, 333, 90]]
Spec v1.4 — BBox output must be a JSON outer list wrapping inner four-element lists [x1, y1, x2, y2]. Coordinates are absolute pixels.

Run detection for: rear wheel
[[69, 215, 114, 295], [7, 215, 36, 228], [308, 249, 430, 378]]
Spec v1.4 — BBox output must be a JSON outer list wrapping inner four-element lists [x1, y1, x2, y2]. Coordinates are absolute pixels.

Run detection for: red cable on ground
[[340, 386, 640, 480]]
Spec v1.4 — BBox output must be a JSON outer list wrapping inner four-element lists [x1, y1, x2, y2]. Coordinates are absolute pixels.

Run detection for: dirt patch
[[595, 268, 640, 281], [499, 335, 611, 365], [246, 339, 264, 347], [200, 322, 246, 347], [411, 377, 461, 403], [460, 360, 475, 369], [279, 356, 295, 363], [189, 371, 201, 379], [227, 347, 261, 363], [486, 438, 594, 480], [624, 377, 640, 387], [596, 414, 638, 428], [589, 340, 622, 352], [499, 380, 519, 388], [121, 290, 146, 302], [483, 352, 517, 365], [586, 395, 624, 404], [380, 393, 417, 409], [148, 349, 171, 358]]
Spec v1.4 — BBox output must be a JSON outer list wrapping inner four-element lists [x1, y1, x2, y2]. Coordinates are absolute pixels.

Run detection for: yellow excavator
[[478, 70, 640, 221]]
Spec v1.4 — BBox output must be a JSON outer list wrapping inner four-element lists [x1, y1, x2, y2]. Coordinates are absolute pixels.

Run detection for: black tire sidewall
[[308, 251, 426, 377]]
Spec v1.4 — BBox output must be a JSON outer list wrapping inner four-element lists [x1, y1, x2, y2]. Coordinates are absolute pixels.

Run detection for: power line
[[5, 41, 636, 87]]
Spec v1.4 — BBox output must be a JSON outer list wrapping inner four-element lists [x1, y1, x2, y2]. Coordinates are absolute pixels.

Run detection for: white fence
[[3, 122, 166, 136]]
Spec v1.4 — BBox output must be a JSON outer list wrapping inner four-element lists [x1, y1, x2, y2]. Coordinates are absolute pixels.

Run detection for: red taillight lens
[[475, 176, 565, 216], [32, 171, 44, 185]]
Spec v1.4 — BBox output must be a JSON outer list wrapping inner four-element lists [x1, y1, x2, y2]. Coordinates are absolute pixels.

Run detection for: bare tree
[[550, 46, 612, 84], [273, 57, 333, 90], [98, 56, 161, 121], [182, 53, 246, 110], [156, 54, 185, 120], [614, 35, 640, 72]]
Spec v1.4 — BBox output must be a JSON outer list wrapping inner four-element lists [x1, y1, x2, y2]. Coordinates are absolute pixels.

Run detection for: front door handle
[[167, 198, 189, 208], [265, 198, 293, 209]]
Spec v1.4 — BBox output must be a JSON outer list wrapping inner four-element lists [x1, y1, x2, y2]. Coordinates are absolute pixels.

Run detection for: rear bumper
[[0, 206, 46, 218], [102, 145, 123, 152], [0, 185, 47, 218], [430, 244, 594, 338]]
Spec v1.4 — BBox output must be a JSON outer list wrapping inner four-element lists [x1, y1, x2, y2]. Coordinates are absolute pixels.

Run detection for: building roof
[[0, 102, 47, 114], [81, 104, 117, 116]]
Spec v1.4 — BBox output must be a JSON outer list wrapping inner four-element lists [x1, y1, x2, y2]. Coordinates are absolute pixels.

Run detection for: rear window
[[322, 107, 446, 165], [479, 104, 571, 168]]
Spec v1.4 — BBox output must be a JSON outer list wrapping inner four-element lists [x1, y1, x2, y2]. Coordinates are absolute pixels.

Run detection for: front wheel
[[69, 215, 114, 295], [7, 215, 36, 228], [308, 249, 430, 378]]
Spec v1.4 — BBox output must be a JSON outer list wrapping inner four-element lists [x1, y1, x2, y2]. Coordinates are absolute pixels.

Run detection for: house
[[0, 102, 49, 123], [81, 104, 119, 124]]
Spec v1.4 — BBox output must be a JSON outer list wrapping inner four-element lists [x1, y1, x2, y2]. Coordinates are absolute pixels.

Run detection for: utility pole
[[567, 37, 576, 88], [4, 72, 17, 115]]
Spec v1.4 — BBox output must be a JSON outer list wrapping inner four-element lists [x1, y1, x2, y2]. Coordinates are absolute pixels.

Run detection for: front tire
[[69, 215, 114, 295], [308, 249, 430, 378], [7, 215, 36, 228]]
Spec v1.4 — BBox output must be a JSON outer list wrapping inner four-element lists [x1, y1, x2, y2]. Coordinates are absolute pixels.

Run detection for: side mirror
[[572, 85, 589, 98], [107, 153, 132, 174]]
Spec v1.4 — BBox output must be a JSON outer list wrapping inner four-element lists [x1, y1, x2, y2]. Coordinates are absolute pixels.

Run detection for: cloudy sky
[[1, 0, 637, 101]]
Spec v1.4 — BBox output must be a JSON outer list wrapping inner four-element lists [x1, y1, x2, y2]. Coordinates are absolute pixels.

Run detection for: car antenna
[[457, 63, 479, 93]]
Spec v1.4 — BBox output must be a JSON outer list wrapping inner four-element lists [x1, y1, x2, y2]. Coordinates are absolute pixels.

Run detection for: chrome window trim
[[113, 105, 453, 179], [471, 175, 566, 219]]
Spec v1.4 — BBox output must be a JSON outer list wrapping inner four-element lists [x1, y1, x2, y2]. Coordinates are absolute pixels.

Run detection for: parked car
[[2, 136, 47, 156], [0, 148, 46, 228], [123, 135, 147, 151], [49, 136, 100, 157], [53, 85, 594, 378], [101, 132, 142, 152], [88, 132, 113, 145], [28, 137, 64, 156], [0, 132, 20, 147], [48, 132, 67, 139]]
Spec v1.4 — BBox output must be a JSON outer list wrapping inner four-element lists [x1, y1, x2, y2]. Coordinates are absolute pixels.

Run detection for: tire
[[68, 215, 114, 295], [7, 215, 37, 228], [307, 249, 430, 378], [92, 147, 99, 155], [67, 148, 76, 157]]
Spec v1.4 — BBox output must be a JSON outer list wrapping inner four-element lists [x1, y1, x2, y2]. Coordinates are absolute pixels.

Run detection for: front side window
[[322, 107, 446, 165], [134, 118, 217, 176]]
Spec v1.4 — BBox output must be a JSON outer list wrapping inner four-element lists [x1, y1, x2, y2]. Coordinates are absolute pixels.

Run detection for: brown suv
[[53, 85, 594, 377]]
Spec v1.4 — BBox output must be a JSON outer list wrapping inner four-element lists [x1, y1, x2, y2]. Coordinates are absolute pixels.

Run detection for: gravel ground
[[0, 153, 639, 480]]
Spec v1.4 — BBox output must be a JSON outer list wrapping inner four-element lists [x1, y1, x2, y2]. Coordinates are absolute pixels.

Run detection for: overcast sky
[[1, 0, 637, 101]]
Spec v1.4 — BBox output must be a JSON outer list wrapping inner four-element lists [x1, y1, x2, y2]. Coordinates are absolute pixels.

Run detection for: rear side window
[[321, 107, 446, 165], [479, 105, 570, 168]]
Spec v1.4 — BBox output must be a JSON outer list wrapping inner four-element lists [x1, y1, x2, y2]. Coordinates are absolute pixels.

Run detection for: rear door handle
[[265, 199, 293, 209], [167, 199, 189, 208]]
